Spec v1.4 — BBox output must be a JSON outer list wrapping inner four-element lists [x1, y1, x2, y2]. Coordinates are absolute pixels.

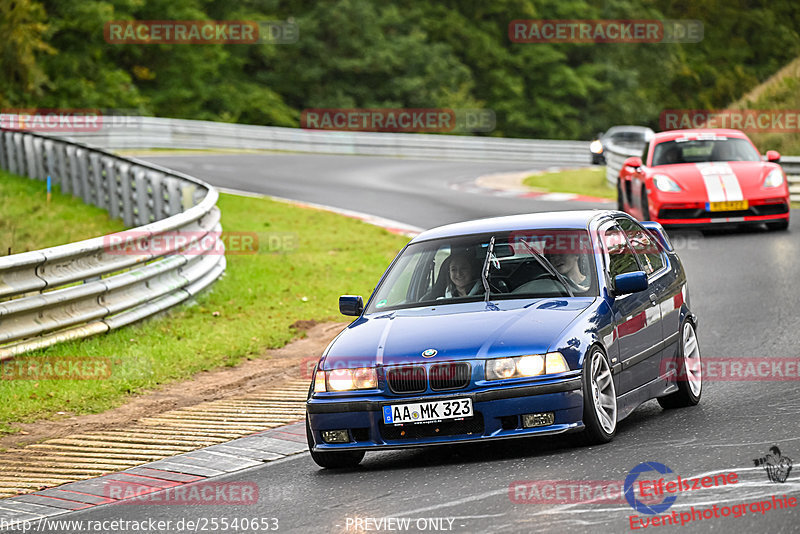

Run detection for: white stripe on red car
[[697, 162, 744, 202]]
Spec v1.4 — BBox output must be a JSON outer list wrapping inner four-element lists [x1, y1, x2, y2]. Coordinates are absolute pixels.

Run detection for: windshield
[[366, 229, 597, 313], [651, 137, 760, 166], [608, 131, 647, 143]]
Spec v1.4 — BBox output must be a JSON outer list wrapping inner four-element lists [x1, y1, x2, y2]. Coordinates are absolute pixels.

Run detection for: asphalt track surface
[[54, 154, 800, 533]]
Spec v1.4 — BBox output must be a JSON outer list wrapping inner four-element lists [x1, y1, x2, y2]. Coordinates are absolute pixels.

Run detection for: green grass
[[0, 170, 126, 254], [0, 174, 409, 434], [523, 167, 615, 199]]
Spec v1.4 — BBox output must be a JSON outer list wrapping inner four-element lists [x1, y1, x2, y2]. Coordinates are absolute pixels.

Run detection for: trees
[[2, 0, 799, 140], [0, 0, 54, 108]]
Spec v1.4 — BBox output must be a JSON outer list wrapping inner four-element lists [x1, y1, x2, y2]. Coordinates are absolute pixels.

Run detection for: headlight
[[485, 352, 569, 380], [653, 174, 681, 192], [763, 168, 784, 188], [517, 355, 545, 376], [353, 367, 378, 389], [590, 140, 603, 154], [486, 358, 516, 380], [325, 367, 378, 391]]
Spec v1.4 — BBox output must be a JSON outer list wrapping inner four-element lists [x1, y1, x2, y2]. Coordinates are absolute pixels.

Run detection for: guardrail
[[604, 140, 800, 203], [0, 129, 226, 360], [52, 116, 592, 165], [783, 157, 800, 202]]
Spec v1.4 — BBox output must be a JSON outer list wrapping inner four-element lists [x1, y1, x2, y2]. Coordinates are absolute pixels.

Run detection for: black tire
[[766, 220, 789, 231], [658, 320, 702, 409], [306, 417, 365, 469], [640, 187, 651, 221], [581, 347, 617, 445], [617, 180, 625, 212]]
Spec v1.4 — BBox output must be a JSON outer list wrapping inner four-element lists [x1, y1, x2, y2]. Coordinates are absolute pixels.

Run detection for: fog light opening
[[500, 415, 519, 430], [321, 429, 351, 443], [522, 412, 555, 428]]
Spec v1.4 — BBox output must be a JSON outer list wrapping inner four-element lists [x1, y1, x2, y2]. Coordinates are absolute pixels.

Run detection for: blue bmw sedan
[[306, 210, 702, 468]]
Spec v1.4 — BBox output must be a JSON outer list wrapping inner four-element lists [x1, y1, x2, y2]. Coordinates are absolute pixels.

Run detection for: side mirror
[[623, 156, 643, 169], [766, 150, 781, 162], [339, 295, 364, 316], [614, 271, 648, 295]]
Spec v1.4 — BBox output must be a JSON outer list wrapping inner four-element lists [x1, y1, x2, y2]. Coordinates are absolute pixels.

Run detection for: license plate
[[382, 398, 473, 425], [707, 200, 748, 211]]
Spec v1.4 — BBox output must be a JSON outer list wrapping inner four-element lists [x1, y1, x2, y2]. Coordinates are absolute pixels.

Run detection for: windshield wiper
[[481, 236, 499, 302], [516, 239, 575, 297]]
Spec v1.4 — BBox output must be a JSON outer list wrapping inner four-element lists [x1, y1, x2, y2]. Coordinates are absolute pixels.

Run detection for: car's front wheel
[[582, 347, 617, 444], [658, 320, 702, 409], [306, 417, 365, 469], [617, 180, 625, 211]]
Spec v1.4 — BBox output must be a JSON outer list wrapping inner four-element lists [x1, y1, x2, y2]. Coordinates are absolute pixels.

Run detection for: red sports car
[[617, 129, 790, 230]]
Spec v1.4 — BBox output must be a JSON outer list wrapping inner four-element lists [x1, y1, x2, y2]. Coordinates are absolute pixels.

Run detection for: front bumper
[[306, 377, 584, 451], [651, 197, 789, 227]]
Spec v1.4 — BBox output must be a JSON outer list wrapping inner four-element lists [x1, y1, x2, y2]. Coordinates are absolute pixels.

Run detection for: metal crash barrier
[[0, 128, 225, 360]]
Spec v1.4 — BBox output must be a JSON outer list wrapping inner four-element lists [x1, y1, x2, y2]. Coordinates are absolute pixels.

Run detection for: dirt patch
[[0, 322, 346, 450], [290, 319, 318, 332]]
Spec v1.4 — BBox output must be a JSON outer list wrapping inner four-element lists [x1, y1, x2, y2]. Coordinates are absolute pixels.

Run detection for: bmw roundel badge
[[422, 349, 438, 358]]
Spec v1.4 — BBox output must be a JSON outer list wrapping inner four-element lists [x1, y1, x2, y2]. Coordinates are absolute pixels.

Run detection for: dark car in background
[[591, 126, 655, 165]]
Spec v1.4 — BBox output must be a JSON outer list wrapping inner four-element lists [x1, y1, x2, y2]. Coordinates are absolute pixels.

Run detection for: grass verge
[[523, 167, 615, 199], [0, 170, 126, 254], [0, 173, 409, 434]]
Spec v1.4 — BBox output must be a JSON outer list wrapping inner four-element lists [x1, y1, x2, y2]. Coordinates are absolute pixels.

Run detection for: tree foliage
[[0, 0, 798, 139]]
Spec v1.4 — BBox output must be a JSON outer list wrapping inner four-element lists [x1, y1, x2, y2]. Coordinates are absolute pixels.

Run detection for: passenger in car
[[445, 253, 482, 297], [545, 252, 591, 292]]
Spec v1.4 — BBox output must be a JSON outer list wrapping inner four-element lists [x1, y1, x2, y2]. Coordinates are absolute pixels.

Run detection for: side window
[[600, 224, 640, 279], [616, 218, 664, 275], [641, 143, 650, 165]]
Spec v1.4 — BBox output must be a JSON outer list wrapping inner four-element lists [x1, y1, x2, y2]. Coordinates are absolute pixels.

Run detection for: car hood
[[653, 161, 772, 200], [323, 298, 595, 369]]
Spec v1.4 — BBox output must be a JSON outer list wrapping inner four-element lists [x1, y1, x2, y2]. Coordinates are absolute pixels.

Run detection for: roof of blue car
[[411, 210, 614, 242]]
